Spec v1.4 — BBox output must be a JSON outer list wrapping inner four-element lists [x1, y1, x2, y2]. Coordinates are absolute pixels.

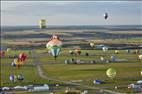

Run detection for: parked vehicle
[[128, 80, 142, 92]]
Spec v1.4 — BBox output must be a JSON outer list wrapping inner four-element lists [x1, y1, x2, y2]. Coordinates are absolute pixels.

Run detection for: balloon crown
[[52, 35, 60, 40]]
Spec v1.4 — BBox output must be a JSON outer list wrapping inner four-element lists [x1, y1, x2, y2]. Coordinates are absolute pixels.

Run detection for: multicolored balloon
[[13, 58, 24, 68], [46, 35, 62, 60], [106, 68, 116, 79], [18, 53, 27, 61]]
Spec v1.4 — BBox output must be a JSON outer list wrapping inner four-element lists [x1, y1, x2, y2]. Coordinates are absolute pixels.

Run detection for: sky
[[1, 1, 142, 26]]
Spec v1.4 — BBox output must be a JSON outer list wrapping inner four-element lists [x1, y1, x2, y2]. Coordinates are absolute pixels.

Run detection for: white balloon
[[139, 55, 142, 60]]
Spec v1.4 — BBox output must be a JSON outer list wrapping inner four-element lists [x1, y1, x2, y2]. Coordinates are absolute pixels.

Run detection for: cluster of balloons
[[69, 48, 81, 56], [11, 53, 27, 68], [9, 74, 24, 82], [46, 35, 62, 60]]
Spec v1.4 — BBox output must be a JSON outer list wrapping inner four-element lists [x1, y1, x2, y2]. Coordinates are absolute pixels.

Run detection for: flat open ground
[[1, 28, 142, 94]]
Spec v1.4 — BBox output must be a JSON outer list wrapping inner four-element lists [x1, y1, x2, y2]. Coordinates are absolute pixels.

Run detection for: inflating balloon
[[106, 68, 116, 79], [9, 74, 14, 82], [138, 55, 142, 60], [19, 53, 27, 61], [90, 42, 95, 47], [17, 74, 24, 81], [115, 50, 119, 54], [69, 50, 74, 56], [102, 47, 108, 52], [46, 35, 62, 60], [13, 58, 23, 68], [7, 48, 11, 53], [75, 49, 81, 55], [0, 51, 5, 57], [11, 62, 16, 67]]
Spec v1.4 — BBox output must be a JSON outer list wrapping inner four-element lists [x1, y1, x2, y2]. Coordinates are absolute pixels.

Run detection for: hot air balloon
[[11, 62, 16, 67], [69, 50, 74, 56], [13, 58, 23, 68], [139, 55, 142, 60], [0, 51, 5, 57], [90, 42, 95, 48], [75, 48, 81, 55], [104, 12, 108, 20], [115, 50, 119, 54], [17, 74, 24, 81], [106, 68, 116, 79], [7, 48, 11, 55], [111, 55, 116, 62], [46, 35, 62, 60], [9, 74, 15, 82], [18, 53, 27, 61], [102, 47, 108, 52], [39, 19, 46, 29]]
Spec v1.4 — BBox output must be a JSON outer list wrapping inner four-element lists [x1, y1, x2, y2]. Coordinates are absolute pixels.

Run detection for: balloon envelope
[[50, 46, 61, 59], [7, 48, 11, 53], [104, 13, 108, 19], [46, 35, 62, 59], [139, 55, 142, 60], [19, 53, 27, 61], [106, 68, 116, 79], [90, 42, 95, 47]]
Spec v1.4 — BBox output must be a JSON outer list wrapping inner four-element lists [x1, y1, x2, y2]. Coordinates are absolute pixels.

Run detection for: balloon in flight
[[104, 12, 108, 20], [46, 35, 62, 60]]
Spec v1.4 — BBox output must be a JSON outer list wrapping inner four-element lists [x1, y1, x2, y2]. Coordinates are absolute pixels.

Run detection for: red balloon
[[18, 53, 27, 61], [0, 51, 5, 57]]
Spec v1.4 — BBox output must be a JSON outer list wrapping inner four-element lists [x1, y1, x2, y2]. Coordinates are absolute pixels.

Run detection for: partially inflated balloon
[[75, 49, 81, 55], [106, 68, 116, 79], [7, 48, 11, 53], [0, 51, 5, 57], [139, 55, 142, 60], [102, 47, 108, 52], [90, 42, 95, 47]]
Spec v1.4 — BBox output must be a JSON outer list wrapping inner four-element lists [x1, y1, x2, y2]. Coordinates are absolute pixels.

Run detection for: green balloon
[[106, 68, 116, 79]]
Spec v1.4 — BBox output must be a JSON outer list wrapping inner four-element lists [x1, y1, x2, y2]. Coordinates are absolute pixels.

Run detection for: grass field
[[1, 48, 142, 93]]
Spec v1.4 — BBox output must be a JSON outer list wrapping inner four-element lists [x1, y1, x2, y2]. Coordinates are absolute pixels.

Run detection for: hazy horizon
[[1, 1, 142, 26]]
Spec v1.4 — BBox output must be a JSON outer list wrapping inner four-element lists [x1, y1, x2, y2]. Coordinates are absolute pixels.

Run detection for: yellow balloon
[[14, 58, 18, 64], [106, 68, 117, 79]]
